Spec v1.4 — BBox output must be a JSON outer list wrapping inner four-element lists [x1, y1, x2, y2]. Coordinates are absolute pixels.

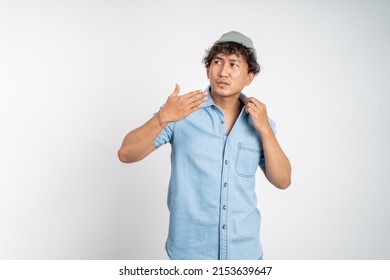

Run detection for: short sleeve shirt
[[153, 86, 276, 260]]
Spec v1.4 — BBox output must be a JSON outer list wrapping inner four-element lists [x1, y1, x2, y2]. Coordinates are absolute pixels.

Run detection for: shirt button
[[224, 160, 228, 165], [213, 105, 218, 109], [222, 224, 226, 230], [224, 182, 228, 187], [223, 205, 227, 210], [220, 120, 225, 124]]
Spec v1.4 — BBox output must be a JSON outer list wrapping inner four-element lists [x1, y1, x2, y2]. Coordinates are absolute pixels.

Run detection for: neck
[[210, 90, 243, 135], [211, 92, 243, 115]]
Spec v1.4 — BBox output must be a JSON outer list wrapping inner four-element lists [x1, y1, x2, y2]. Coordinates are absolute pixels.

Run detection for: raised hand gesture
[[158, 84, 208, 127]]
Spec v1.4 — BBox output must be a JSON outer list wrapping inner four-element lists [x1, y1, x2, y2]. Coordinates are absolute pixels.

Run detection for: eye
[[231, 63, 239, 67], [214, 59, 222, 64]]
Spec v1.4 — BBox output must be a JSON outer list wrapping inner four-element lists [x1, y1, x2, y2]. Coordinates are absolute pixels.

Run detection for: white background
[[0, 0, 389, 259]]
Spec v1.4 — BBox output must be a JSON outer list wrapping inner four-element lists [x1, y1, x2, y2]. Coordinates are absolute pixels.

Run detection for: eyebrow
[[214, 56, 242, 63]]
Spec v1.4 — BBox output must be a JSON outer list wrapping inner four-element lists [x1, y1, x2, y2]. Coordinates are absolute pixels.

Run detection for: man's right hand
[[118, 84, 207, 163], [158, 84, 208, 127]]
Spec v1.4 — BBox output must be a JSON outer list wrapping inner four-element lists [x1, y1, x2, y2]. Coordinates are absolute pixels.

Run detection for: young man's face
[[207, 52, 254, 99]]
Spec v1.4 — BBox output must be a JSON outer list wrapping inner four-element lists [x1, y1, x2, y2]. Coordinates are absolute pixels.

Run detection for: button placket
[[219, 137, 229, 260]]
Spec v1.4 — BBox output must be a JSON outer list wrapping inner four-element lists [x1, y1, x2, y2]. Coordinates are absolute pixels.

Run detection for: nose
[[218, 62, 229, 77]]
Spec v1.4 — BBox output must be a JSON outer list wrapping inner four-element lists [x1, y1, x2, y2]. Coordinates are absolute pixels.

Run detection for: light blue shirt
[[153, 86, 276, 260]]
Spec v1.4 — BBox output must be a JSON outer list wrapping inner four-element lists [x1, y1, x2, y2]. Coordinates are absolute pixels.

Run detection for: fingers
[[169, 84, 206, 102], [244, 97, 256, 113], [173, 88, 207, 107], [164, 85, 207, 122], [244, 97, 269, 121], [169, 83, 180, 97], [186, 91, 208, 105], [180, 91, 207, 117], [244, 97, 262, 106], [188, 96, 207, 109], [182, 89, 207, 99], [245, 97, 266, 110], [245, 103, 256, 115]]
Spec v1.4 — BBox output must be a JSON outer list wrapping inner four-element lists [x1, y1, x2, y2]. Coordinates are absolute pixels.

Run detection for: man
[[118, 31, 291, 260]]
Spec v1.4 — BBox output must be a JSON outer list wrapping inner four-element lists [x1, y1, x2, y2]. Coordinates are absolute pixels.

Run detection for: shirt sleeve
[[259, 117, 276, 168], [152, 108, 175, 149]]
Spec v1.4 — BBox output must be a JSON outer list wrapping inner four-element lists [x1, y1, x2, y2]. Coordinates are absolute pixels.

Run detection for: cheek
[[208, 68, 219, 80], [232, 72, 246, 81]]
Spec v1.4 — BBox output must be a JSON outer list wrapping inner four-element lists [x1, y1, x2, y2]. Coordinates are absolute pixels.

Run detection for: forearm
[[118, 85, 207, 163], [260, 129, 291, 189], [117, 114, 163, 163]]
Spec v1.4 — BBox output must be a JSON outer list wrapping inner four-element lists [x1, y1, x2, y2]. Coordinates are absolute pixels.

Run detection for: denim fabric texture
[[153, 86, 275, 260]]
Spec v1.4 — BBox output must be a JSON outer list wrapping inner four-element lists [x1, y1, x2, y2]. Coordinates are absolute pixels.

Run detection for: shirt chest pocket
[[235, 143, 261, 178]]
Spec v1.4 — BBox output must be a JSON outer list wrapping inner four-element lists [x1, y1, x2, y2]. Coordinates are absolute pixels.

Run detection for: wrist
[[156, 111, 167, 128], [257, 124, 273, 136]]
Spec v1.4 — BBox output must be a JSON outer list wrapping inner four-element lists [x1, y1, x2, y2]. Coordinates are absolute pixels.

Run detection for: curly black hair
[[202, 41, 260, 75]]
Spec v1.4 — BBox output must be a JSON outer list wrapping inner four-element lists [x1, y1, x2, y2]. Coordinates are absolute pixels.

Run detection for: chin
[[212, 88, 236, 97]]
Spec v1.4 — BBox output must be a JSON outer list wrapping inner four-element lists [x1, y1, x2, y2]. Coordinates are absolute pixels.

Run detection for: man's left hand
[[244, 97, 272, 135]]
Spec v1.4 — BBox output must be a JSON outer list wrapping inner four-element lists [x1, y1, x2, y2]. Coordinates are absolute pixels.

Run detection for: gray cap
[[216, 31, 256, 56]]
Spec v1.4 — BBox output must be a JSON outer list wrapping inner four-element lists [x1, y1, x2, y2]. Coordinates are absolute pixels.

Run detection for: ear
[[206, 66, 210, 79], [245, 72, 255, 86]]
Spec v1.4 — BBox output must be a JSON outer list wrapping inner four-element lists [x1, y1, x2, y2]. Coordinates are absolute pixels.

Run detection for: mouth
[[216, 80, 230, 87]]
